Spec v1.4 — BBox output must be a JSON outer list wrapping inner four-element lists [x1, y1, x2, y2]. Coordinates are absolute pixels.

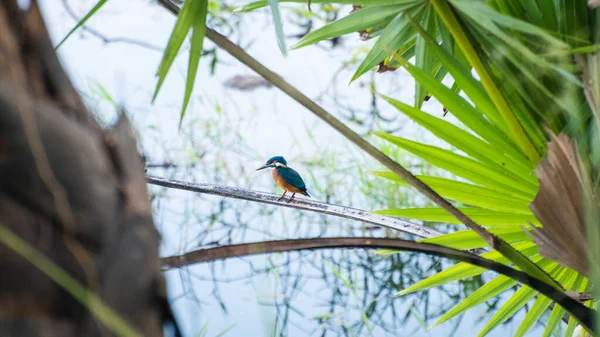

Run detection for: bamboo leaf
[[180, 0, 209, 129], [152, 0, 198, 102], [267, 0, 288, 55], [55, 0, 108, 49], [292, 4, 414, 49]]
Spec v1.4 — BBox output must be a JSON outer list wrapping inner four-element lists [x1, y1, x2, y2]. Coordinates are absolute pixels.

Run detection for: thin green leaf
[[431, 276, 516, 328], [396, 242, 538, 296], [180, 0, 209, 129], [371, 171, 532, 213], [407, 15, 507, 133], [450, 0, 567, 50], [431, 0, 541, 163], [429, 259, 555, 329], [413, 6, 436, 108], [418, 227, 534, 250], [386, 52, 533, 169], [521, 0, 544, 28], [375, 133, 538, 197], [267, 0, 287, 55], [371, 170, 531, 202], [514, 269, 576, 337], [478, 285, 539, 337], [380, 95, 533, 181], [292, 4, 415, 49], [565, 278, 589, 337], [0, 224, 141, 337], [374, 207, 538, 227], [152, 0, 197, 103], [351, 5, 426, 81], [542, 273, 584, 337], [55, 0, 108, 49]]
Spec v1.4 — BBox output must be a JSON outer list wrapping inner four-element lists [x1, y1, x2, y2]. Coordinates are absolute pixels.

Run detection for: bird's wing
[[278, 167, 306, 190]]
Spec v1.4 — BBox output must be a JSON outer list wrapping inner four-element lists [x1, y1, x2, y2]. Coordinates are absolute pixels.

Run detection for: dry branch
[[160, 237, 594, 329], [146, 175, 442, 238]]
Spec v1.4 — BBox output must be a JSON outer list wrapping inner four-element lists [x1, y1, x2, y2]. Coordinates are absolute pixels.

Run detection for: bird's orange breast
[[273, 169, 305, 194]]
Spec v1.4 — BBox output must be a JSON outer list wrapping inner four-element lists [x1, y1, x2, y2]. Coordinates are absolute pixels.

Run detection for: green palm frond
[[238, 0, 599, 335]]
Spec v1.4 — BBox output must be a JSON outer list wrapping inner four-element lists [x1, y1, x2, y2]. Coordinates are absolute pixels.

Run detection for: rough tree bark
[[0, 1, 177, 336]]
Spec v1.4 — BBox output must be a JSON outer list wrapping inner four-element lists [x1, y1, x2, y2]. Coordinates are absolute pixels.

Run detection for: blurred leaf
[[267, 0, 287, 55], [180, 0, 209, 129], [413, 6, 436, 108], [152, 0, 198, 103], [235, 0, 425, 13], [55, 0, 108, 49], [0, 225, 141, 337], [432, 0, 541, 163], [565, 278, 590, 337]]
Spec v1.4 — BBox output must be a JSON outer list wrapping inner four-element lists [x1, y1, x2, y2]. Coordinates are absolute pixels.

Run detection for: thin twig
[[61, 0, 163, 52], [160, 237, 593, 330], [146, 175, 442, 238]]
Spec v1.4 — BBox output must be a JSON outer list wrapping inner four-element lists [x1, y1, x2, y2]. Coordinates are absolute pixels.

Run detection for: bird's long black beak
[[256, 164, 269, 171]]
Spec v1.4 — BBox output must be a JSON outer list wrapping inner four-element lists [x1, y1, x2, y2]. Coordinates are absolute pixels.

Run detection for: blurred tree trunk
[[0, 2, 174, 336]]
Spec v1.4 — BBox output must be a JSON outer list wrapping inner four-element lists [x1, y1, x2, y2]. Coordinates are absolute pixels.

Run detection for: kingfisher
[[256, 156, 310, 202]]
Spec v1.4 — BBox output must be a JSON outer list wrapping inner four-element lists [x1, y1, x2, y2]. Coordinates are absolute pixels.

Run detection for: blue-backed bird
[[256, 156, 310, 202]]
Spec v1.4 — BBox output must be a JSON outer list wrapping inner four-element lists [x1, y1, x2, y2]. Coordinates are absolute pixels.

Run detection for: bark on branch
[[160, 237, 594, 329], [146, 175, 442, 238]]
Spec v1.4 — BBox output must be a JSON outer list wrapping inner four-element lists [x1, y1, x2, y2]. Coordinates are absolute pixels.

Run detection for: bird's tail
[[303, 190, 311, 197]]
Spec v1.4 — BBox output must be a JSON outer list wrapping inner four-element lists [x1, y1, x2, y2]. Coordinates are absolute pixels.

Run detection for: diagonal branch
[[147, 175, 442, 238], [155, 0, 564, 297], [160, 237, 593, 329]]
